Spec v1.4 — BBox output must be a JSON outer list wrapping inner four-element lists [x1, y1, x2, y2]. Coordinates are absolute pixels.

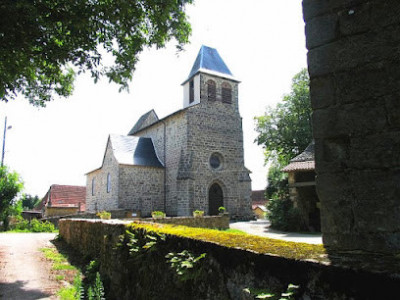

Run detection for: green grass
[[40, 247, 82, 299], [40, 247, 67, 263], [53, 263, 77, 271], [55, 275, 65, 281], [57, 286, 78, 300]]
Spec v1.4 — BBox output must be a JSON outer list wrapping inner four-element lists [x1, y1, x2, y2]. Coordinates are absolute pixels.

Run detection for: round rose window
[[210, 153, 222, 169]]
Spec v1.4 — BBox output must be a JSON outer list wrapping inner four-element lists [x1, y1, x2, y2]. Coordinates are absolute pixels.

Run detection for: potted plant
[[151, 211, 166, 219], [96, 211, 111, 220], [193, 210, 204, 218], [218, 206, 226, 215]]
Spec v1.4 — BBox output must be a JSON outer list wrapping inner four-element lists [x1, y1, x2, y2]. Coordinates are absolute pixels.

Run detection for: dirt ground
[[0, 232, 59, 300]]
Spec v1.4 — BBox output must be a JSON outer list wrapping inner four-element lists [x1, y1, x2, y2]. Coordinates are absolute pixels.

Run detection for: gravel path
[[0, 232, 59, 300], [230, 219, 323, 244]]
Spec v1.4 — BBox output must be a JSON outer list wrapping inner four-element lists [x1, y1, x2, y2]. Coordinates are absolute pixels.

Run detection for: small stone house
[[282, 142, 320, 231], [86, 46, 253, 219], [36, 184, 86, 217]]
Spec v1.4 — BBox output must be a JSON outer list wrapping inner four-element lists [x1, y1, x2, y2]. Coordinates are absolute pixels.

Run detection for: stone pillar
[[303, 0, 400, 253]]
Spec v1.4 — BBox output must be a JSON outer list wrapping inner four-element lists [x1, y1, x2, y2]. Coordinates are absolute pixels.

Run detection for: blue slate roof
[[128, 109, 159, 136], [110, 134, 163, 168], [183, 45, 238, 84]]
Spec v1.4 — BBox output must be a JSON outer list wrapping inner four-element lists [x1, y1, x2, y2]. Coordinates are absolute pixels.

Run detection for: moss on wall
[[59, 219, 400, 300], [149, 214, 230, 230]]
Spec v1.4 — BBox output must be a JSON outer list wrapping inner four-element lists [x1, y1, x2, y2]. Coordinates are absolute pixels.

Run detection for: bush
[[96, 211, 111, 220], [13, 218, 30, 231], [10, 218, 56, 232], [30, 219, 56, 232], [266, 197, 306, 232]]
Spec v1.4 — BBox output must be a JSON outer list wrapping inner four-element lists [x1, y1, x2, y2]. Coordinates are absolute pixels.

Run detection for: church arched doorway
[[209, 183, 223, 216]]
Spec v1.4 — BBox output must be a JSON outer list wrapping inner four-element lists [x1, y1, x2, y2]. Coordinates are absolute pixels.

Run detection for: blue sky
[[0, 0, 307, 197]]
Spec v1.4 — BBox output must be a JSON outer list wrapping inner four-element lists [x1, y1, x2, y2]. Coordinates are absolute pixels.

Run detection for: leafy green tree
[[255, 68, 312, 167], [0, 166, 24, 230], [20, 193, 41, 210], [255, 68, 312, 196], [255, 69, 312, 231], [0, 0, 193, 106]]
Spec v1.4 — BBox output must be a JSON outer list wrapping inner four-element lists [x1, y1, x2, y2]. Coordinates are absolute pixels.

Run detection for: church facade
[[86, 46, 252, 219]]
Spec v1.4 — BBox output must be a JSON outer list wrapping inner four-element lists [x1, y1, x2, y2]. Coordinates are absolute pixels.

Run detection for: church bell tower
[[181, 45, 240, 109]]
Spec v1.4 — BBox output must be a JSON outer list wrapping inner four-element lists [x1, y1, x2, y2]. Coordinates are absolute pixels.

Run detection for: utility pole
[[1, 116, 12, 167]]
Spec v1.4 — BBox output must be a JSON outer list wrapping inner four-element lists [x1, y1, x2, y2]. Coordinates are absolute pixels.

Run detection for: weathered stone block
[[334, 64, 390, 105], [349, 133, 400, 169], [372, 0, 400, 28], [308, 24, 400, 76], [313, 102, 387, 139], [314, 137, 350, 174], [310, 76, 336, 109], [338, 2, 371, 36], [385, 94, 400, 128], [305, 14, 339, 49], [302, 0, 366, 21], [349, 169, 400, 207], [316, 172, 355, 233]]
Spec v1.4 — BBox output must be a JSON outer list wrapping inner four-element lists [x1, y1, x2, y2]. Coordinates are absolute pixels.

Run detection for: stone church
[[86, 46, 252, 219]]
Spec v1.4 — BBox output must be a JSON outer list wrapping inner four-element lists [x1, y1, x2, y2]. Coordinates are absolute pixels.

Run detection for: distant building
[[282, 142, 320, 231], [251, 190, 268, 219], [85, 45, 253, 220], [36, 184, 86, 217]]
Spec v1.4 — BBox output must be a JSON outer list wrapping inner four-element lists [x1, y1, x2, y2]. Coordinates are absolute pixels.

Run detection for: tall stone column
[[303, 0, 400, 253]]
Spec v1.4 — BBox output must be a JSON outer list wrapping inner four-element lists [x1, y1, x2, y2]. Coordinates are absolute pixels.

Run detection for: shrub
[[30, 219, 56, 232], [96, 211, 111, 220], [192, 210, 204, 218], [266, 197, 306, 232], [9, 218, 55, 232], [151, 211, 166, 219], [12, 218, 30, 231]]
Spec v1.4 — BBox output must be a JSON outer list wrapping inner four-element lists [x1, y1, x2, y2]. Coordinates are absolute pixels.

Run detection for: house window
[[107, 173, 111, 193], [207, 80, 216, 101], [189, 80, 194, 103], [221, 82, 232, 104], [91, 178, 95, 196]]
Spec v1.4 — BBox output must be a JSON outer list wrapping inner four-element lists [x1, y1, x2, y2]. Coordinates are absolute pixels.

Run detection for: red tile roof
[[36, 184, 86, 212], [281, 161, 315, 172]]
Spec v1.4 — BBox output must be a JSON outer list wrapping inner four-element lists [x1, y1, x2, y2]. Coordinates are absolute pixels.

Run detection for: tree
[[20, 193, 41, 210], [255, 68, 312, 168], [0, 166, 23, 230], [255, 68, 312, 201], [0, 0, 193, 106]]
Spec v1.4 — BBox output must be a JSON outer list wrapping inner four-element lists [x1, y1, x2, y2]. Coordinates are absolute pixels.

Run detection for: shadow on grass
[[49, 237, 89, 275], [0, 280, 53, 299]]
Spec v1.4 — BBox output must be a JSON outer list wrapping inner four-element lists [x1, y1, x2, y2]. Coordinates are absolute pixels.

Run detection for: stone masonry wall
[[118, 165, 164, 217], [303, 0, 400, 253], [136, 111, 188, 216], [86, 141, 119, 212], [183, 73, 252, 219], [59, 219, 400, 300]]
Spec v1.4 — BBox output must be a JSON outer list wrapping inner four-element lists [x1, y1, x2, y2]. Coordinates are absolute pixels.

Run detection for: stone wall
[[86, 141, 119, 212], [150, 214, 230, 230], [59, 219, 400, 300], [184, 73, 252, 219], [136, 111, 188, 216], [118, 165, 164, 217], [303, 0, 400, 253], [45, 207, 79, 217]]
